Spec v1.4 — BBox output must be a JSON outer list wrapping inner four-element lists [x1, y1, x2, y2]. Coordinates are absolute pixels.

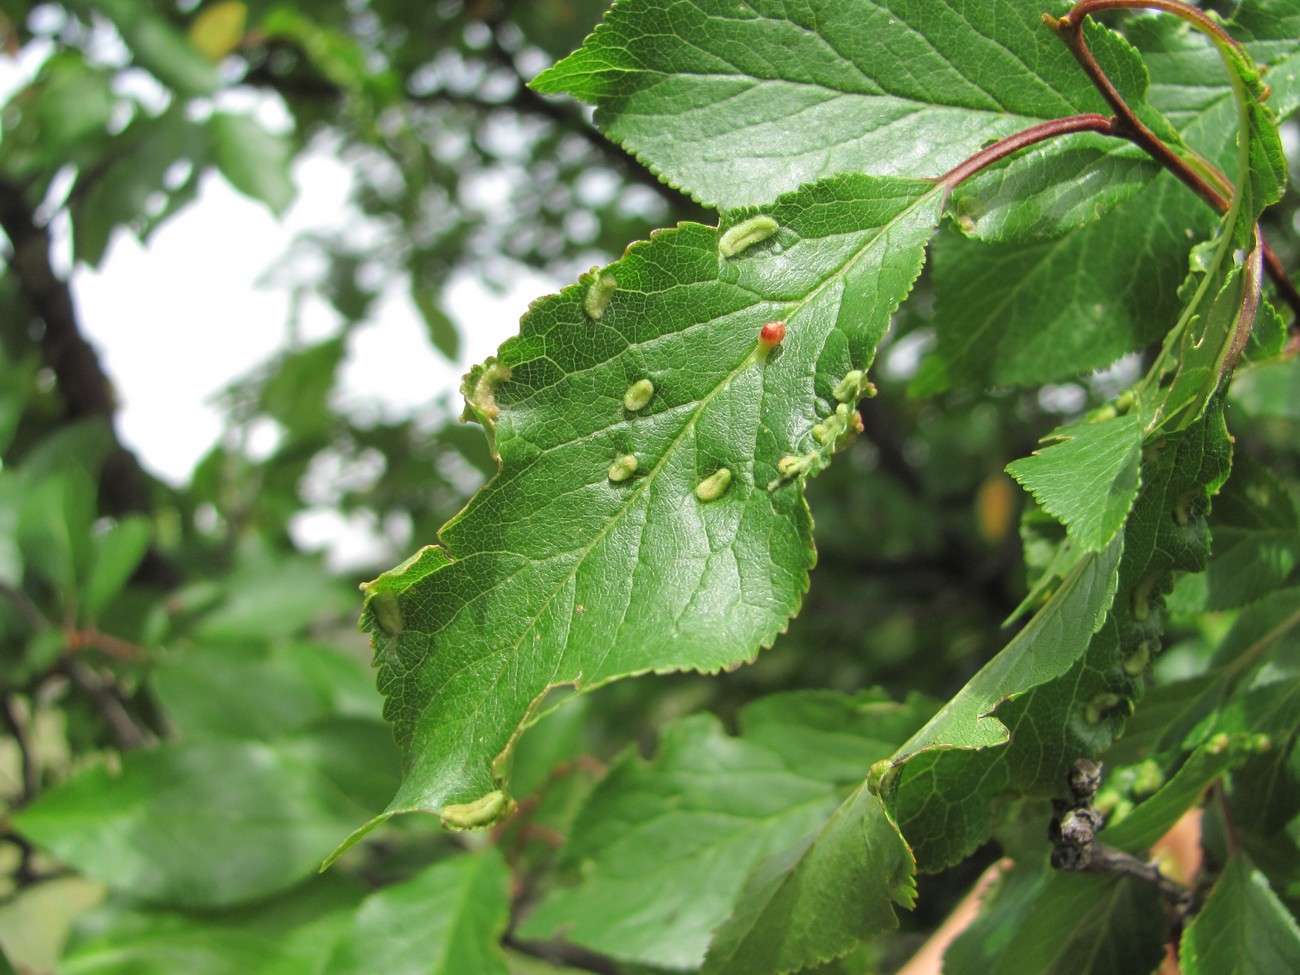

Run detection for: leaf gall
[[584, 272, 618, 320], [623, 378, 655, 412], [719, 214, 779, 258], [608, 454, 639, 482], [695, 468, 732, 502]]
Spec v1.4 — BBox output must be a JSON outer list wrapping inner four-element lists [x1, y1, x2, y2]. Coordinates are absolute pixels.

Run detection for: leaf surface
[[917, 5, 1295, 394], [14, 739, 376, 907], [701, 782, 915, 975], [343, 174, 945, 849], [1006, 413, 1143, 554], [1180, 856, 1300, 975], [327, 851, 512, 975], [520, 691, 933, 970], [532, 0, 1120, 209], [889, 401, 1231, 868], [59, 876, 362, 975]]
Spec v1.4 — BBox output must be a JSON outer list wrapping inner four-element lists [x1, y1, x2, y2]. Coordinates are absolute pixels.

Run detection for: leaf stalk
[[1047, 0, 1300, 324]]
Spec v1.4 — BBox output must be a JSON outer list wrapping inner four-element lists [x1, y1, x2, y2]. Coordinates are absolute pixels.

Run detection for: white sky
[[74, 157, 549, 485], [68, 157, 556, 567]]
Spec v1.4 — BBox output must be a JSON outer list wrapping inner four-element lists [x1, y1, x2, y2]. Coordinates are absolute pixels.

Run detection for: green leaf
[[208, 112, 297, 216], [342, 174, 944, 849], [913, 171, 1211, 395], [413, 283, 461, 361], [889, 401, 1231, 869], [85, 0, 221, 96], [701, 782, 915, 975], [1235, 0, 1300, 121], [82, 515, 151, 620], [1230, 358, 1300, 421], [1180, 856, 1300, 975], [520, 691, 933, 970], [259, 7, 398, 101], [1201, 453, 1300, 610], [13, 739, 372, 907], [959, 868, 1166, 975], [892, 536, 1122, 761], [948, 137, 1158, 243], [916, 4, 1294, 396], [1006, 413, 1143, 554], [152, 644, 364, 743], [59, 875, 363, 975], [189, 552, 357, 641], [0, 51, 115, 179], [327, 851, 511, 975], [532, 0, 1118, 209], [1209, 586, 1300, 672], [1212, 678, 1300, 833], [1101, 674, 1224, 767], [258, 338, 346, 439], [1105, 734, 1261, 853], [71, 106, 211, 268]]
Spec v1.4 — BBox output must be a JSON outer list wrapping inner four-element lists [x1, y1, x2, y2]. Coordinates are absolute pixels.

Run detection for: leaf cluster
[[1, 0, 1300, 973]]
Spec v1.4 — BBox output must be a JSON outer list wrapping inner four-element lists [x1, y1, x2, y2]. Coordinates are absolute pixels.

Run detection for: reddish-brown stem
[[1058, 0, 1240, 48], [1047, 2, 1300, 324], [1047, 10, 1228, 216], [936, 113, 1116, 189], [66, 626, 145, 662]]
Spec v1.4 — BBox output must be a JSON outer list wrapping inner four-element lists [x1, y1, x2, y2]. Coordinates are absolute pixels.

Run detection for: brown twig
[[1050, 760, 1195, 917], [59, 656, 154, 750], [936, 114, 1117, 189], [0, 177, 178, 588], [1046, 2, 1300, 325], [66, 626, 146, 663]]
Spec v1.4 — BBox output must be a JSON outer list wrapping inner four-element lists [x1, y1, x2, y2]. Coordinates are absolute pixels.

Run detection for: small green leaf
[[71, 106, 211, 268], [1007, 414, 1143, 554], [209, 112, 296, 215], [1180, 856, 1300, 975], [18, 465, 97, 602], [82, 515, 151, 620], [701, 783, 914, 975], [90, 0, 220, 96], [327, 851, 511, 975], [412, 284, 461, 360]]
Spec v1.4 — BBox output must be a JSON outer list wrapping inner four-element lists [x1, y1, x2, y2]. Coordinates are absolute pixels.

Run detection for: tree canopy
[[1, 1, 1299, 973]]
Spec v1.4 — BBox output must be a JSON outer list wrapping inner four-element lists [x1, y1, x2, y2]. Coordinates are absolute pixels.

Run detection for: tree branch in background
[[58, 656, 154, 751], [0, 177, 177, 588]]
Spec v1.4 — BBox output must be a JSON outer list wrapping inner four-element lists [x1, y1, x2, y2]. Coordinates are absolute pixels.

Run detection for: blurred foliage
[[0, 0, 1296, 973]]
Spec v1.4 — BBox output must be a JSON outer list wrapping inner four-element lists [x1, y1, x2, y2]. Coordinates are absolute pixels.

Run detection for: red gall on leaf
[[760, 321, 786, 348]]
